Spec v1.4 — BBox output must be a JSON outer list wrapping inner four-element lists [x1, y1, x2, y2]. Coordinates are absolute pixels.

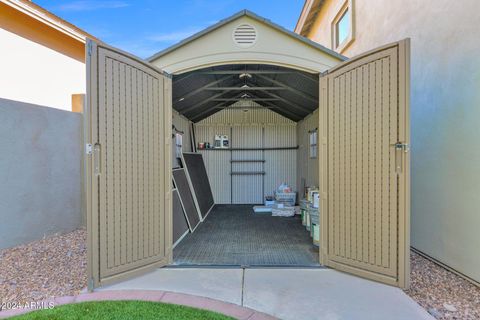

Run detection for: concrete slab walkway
[[99, 268, 244, 305], [243, 268, 432, 320], [100, 267, 434, 320]]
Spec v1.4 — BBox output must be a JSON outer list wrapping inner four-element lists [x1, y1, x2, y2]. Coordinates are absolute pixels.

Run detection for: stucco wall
[[304, 0, 480, 282], [0, 98, 83, 249], [0, 28, 85, 111]]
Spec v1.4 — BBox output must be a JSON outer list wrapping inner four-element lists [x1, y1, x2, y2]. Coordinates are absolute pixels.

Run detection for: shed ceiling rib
[[172, 64, 319, 122]]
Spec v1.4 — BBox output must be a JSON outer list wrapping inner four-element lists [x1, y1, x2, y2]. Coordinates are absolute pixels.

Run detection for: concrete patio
[[99, 267, 433, 320]]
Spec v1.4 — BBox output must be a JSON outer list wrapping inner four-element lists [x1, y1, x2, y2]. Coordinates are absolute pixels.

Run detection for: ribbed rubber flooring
[[173, 205, 320, 266]]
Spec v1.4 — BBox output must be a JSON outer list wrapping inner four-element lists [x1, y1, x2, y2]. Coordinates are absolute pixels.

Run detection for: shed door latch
[[85, 143, 93, 155], [392, 142, 409, 174], [392, 142, 409, 152]]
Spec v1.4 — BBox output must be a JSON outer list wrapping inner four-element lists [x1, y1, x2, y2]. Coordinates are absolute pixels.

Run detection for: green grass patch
[[10, 300, 235, 320]]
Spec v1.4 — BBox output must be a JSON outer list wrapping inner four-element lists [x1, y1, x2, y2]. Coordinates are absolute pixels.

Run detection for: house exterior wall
[[0, 2, 86, 111], [195, 102, 297, 204], [300, 0, 480, 282], [0, 98, 82, 249]]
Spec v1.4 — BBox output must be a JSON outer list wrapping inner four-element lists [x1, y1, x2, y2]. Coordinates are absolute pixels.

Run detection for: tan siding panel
[[350, 68, 357, 262], [381, 57, 390, 268], [99, 54, 111, 272], [90, 44, 170, 284], [389, 50, 399, 271], [328, 76, 335, 256], [136, 69, 144, 262], [119, 62, 127, 266], [338, 73, 345, 258], [345, 71, 352, 260], [322, 42, 409, 287], [125, 66, 133, 264], [113, 62, 119, 265], [361, 64, 369, 264], [148, 75, 154, 258], [334, 75, 340, 257], [369, 61, 377, 265], [374, 59, 382, 267]]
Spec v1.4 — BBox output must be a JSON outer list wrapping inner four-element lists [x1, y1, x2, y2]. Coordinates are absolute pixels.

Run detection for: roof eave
[[294, 0, 313, 34], [0, 0, 99, 43], [294, 0, 325, 37]]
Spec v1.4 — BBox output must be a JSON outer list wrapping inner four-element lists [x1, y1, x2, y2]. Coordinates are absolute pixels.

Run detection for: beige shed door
[[319, 40, 410, 288], [85, 40, 172, 288]]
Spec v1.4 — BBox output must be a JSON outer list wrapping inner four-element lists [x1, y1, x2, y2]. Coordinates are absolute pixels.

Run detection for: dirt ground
[[1, 229, 479, 319]]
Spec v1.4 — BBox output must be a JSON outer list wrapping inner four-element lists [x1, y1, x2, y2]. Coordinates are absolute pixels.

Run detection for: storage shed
[[84, 10, 410, 290]]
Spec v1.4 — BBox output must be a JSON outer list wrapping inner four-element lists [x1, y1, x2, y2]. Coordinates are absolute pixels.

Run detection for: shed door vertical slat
[[86, 40, 172, 287], [319, 40, 410, 288]]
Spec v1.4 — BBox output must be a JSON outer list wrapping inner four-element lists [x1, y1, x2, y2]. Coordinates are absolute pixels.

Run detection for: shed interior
[[171, 64, 321, 266]]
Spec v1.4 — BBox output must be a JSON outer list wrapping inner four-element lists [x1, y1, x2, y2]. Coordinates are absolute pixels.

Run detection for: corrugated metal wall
[[195, 101, 297, 204], [264, 125, 297, 196], [195, 125, 231, 204], [231, 125, 263, 204], [172, 110, 192, 168], [296, 109, 319, 198]]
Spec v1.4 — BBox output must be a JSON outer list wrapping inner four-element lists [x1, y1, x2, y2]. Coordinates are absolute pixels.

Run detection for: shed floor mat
[[173, 205, 320, 266]]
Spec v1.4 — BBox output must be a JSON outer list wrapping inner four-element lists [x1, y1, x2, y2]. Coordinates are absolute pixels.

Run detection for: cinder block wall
[[0, 98, 83, 249]]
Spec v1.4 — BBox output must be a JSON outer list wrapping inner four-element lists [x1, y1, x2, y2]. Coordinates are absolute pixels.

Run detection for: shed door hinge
[[87, 277, 95, 292], [87, 41, 93, 56], [85, 143, 93, 155]]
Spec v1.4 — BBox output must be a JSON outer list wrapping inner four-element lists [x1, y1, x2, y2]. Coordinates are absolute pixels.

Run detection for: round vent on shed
[[232, 24, 257, 48]]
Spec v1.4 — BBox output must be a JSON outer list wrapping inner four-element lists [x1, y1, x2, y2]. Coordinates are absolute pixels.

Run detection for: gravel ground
[[1, 230, 479, 319], [0, 229, 87, 306], [406, 251, 480, 320]]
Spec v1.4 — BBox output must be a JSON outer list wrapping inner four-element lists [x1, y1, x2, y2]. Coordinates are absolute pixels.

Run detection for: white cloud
[[56, 1, 129, 11], [109, 40, 163, 59], [147, 27, 204, 43]]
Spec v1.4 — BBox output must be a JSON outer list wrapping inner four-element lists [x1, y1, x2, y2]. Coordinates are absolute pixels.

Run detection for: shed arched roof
[[148, 10, 346, 122], [148, 10, 346, 74]]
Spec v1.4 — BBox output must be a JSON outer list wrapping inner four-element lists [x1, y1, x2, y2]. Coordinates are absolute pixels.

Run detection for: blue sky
[[35, 0, 305, 58]]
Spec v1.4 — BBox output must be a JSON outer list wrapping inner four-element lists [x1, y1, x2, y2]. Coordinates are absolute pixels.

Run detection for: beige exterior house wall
[[0, 0, 96, 111], [297, 0, 480, 283], [0, 28, 85, 111]]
